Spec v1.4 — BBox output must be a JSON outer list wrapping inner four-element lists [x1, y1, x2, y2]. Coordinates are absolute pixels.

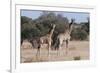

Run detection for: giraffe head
[[69, 18, 75, 33], [50, 24, 56, 29]]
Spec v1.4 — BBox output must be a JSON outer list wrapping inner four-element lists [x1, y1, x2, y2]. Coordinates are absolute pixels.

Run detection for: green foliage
[[21, 16, 32, 24], [81, 17, 90, 34], [81, 22, 89, 34], [21, 12, 69, 39], [71, 28, 88, 40], [21, 12, 89, 41], [71, 18, 89, 40]]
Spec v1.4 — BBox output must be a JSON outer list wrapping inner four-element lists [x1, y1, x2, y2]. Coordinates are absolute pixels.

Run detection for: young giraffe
[[37, 24, 56, 57], [55, 19, 75, 56]]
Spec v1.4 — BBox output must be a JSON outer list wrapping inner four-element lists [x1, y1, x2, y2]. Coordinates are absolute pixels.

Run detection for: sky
[[21, 10, 89, 23]]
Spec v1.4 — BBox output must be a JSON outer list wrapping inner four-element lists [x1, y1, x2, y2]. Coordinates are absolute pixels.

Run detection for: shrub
[[71, 28, 88, 40], [73, 56, 81, 60]]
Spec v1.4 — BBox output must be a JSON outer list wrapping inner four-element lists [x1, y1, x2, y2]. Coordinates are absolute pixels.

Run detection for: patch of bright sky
[[21, 10, 89, 23]]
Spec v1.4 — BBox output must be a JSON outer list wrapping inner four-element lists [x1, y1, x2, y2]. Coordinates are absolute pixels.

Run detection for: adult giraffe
[[55, 19, 75, 56], [37, 24, 56, 57]]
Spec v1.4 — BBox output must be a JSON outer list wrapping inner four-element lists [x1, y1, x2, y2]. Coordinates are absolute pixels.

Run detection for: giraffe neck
[[64, 29, 70, 35], [47, 27, 55, 38], [50, 28, 54, 36]]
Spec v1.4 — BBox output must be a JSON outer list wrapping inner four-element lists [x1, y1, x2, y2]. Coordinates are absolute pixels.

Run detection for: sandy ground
[[20, 41, 89, 63]]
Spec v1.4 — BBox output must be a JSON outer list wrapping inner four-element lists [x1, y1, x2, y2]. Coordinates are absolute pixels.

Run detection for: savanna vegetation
[[21, 12, 89, 41], [21, 11, 90, 62]]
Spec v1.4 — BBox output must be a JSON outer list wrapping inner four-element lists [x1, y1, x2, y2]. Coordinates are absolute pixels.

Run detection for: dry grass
[[21, 41, 89, 63]]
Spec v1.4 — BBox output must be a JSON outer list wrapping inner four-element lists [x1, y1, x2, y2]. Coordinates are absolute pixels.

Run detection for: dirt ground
[[20, 41, 89, 63]]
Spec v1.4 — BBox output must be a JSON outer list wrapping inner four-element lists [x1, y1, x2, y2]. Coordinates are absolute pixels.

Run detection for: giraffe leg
[[48, 41, 51, 58], [58, 44, 61, 56], [21, 39, 23, 46], [57, 42, 61, 56], [59, 39, 63, 56], [57, 38, 60, 56], [66, 40, 69, 55], [36, 44, 41, 61], [36, 48, 39, 61], [57, 47, 59, 56], [57, 48, 59, 56]]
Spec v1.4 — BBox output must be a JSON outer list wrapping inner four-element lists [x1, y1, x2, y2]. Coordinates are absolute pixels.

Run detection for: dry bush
[[73, 56, 81, 60]]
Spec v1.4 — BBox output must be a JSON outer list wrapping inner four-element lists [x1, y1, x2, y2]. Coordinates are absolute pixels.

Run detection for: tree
[[21, 12, 71, 41], [21, 16, 32, 24], [71, 28, 88, 40], [81, 17, 90, 34]]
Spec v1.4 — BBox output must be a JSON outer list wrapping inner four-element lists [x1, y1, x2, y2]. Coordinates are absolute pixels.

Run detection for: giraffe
[[37, 24, 56, 57], [55, 19, 75, 56]]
